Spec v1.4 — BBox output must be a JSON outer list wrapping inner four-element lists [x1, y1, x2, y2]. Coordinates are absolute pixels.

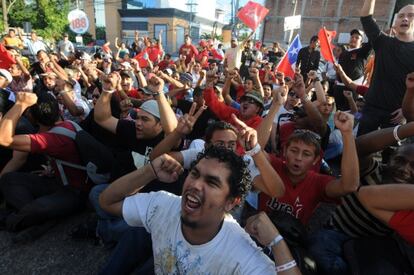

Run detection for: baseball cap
[[139, 99, 160, 119], [350, 29, 364, 37], [240, 91, 264, 108], [138, 87, 152, 95], [180, 72, 193, 84], [199, 40, 208, 48], [0, 69, 13, 83]]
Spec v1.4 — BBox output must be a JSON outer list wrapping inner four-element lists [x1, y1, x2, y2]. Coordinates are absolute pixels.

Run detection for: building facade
[[101, 0, 225, 53], [262, 0, 400, 46]]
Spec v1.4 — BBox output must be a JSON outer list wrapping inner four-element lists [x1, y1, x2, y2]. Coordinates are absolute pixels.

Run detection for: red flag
[[0, 44, 16, 69], [237, 1, 269, 31], [133, 50, 149, 68], [318, 27, 336, 63]]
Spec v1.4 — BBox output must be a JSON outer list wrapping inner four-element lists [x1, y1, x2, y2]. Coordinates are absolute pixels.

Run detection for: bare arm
[[100, 154, 183, 216], [222, 74, 235, 105], [334, 63, 358, 92], [325, 112, 359, 197], [245, 213, 301, 275], [0, 93, 36, 152], [147, 76, 177, 134], [0, 150, 29, 177], [94, 74, 120, 134], [344, 90, 358, 114], [361, 0, 376, 16]]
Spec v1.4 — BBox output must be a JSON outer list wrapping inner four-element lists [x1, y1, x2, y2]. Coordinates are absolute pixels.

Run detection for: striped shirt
[[329, 160, 392, 237]]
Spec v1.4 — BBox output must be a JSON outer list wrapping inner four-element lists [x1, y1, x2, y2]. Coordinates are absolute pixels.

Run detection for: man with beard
[[100, 146, 298, 274]]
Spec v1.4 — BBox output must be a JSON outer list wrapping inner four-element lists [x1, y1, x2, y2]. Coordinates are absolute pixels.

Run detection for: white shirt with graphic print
[[123, 191, 276, 274]]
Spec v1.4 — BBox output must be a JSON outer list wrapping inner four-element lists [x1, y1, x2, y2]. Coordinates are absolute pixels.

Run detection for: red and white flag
[[237, 1, 269, 31]]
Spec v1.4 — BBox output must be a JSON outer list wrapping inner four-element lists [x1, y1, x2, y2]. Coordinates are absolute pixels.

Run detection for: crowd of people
[[0, 0, 414, 274]]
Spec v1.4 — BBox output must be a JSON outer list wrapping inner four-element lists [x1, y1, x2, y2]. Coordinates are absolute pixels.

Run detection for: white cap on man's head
[[0, 69, 13, 84]]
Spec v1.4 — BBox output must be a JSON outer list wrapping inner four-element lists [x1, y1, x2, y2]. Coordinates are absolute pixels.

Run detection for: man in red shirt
[[0, 92, 88, 242], [258, 111, 359, 225], [179, 35, 199, 65]]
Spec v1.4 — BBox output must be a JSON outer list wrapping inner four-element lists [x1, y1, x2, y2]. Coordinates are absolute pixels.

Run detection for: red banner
[[0, 44, 16, 69], [237, 1, 269, 31], [318, 27, 336, 63]]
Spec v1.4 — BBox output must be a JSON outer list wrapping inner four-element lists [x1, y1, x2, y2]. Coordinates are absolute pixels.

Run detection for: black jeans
[[0, 172, 84, 231], [357, 104, 396, 137]]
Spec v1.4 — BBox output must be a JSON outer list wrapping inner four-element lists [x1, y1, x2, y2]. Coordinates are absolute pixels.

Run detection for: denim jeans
[[99, 226, 154, 275], [89, 184, 130, 244], [0, 172, 84, 231], [307, 228, 351, 275], [357, 104, 396, 136]]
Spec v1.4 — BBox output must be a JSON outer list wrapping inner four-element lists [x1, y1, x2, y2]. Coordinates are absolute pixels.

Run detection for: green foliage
[[200, 32, 223, 42], [34, 0, 71, 40], [95, 26, 106, 40]]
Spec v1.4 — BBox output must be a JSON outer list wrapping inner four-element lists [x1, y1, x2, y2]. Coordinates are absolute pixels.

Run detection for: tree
[[1, 0, 20, 31], [35, 0, 70, 40], [95, 26, 106, 41]]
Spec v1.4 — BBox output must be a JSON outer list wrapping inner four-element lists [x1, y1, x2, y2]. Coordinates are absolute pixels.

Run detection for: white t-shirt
[[123, 191, 276, 274], [272, 105, 294, 125], [225, 45, 243, 70]]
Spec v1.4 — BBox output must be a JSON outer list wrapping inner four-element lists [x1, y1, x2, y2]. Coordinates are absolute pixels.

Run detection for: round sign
[[68, 9, 89, 34]]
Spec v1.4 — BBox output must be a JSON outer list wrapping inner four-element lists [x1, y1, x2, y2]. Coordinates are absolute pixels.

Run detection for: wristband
[[152, 92, 160, 97], [276, 260, 297, 272], [245, 143, 261, 156], [393, 125, 403, 146], [267, 234, 283, 249]]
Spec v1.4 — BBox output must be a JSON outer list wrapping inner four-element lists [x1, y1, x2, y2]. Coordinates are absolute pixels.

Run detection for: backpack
[[48, 120, 113, 185]]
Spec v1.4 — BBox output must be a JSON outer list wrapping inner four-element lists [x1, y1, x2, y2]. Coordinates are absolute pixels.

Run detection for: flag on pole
[[0, 44, 16, 69], [237, 1, 269, 31], [318, 27, 336, 63], [276, 35, 302, 78]]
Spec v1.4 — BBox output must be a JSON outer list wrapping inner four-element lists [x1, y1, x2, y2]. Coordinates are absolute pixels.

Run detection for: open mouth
[[183, 192, 202, 213]]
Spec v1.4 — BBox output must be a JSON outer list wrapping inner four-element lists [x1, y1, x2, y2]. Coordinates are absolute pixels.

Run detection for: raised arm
[[334, 63, 358, 92], [403, 72, 414, 122], [257, 87, 285, 148], [94, 74, 120, 134], [325, 112, 359, 197], [0, 93, 36, 152], [343, 90, 358, 114], [56, 79, 85, 117], [245, 212, 301, 275], [147, 76, 178, 134], [99, 154, 184, 216], [232, 114, 285, 198]]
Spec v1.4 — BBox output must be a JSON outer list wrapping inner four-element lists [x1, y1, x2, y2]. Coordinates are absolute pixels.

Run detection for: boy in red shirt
[[259, 111, 359, 225]]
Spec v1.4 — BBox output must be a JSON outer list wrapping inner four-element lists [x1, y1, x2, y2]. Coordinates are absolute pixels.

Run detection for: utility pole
[[284, 0, 298, 44], [2, 0, 8, 31], [186, 0, 198, 36]]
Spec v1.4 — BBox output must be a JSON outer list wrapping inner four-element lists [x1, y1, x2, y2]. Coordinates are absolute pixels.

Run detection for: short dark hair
[[285, 130, 321, 157], [204, 121, 237, 144], [190, 146, 251, 202], [310, 35, 319, 43], [262, 82, 272, 89], [30, 93, 60, 126]]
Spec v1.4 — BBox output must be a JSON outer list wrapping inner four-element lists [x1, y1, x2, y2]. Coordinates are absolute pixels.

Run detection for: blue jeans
[[99, 226, 154, 275], [307, 228, 351, 275], [89, 184, 130, 244]]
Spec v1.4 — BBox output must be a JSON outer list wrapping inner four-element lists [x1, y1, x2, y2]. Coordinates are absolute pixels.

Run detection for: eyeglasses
[[293, 129, 321, 141]]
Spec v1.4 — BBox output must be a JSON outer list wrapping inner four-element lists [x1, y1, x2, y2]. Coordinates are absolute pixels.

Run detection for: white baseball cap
[[0, 69, 13, 83]]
